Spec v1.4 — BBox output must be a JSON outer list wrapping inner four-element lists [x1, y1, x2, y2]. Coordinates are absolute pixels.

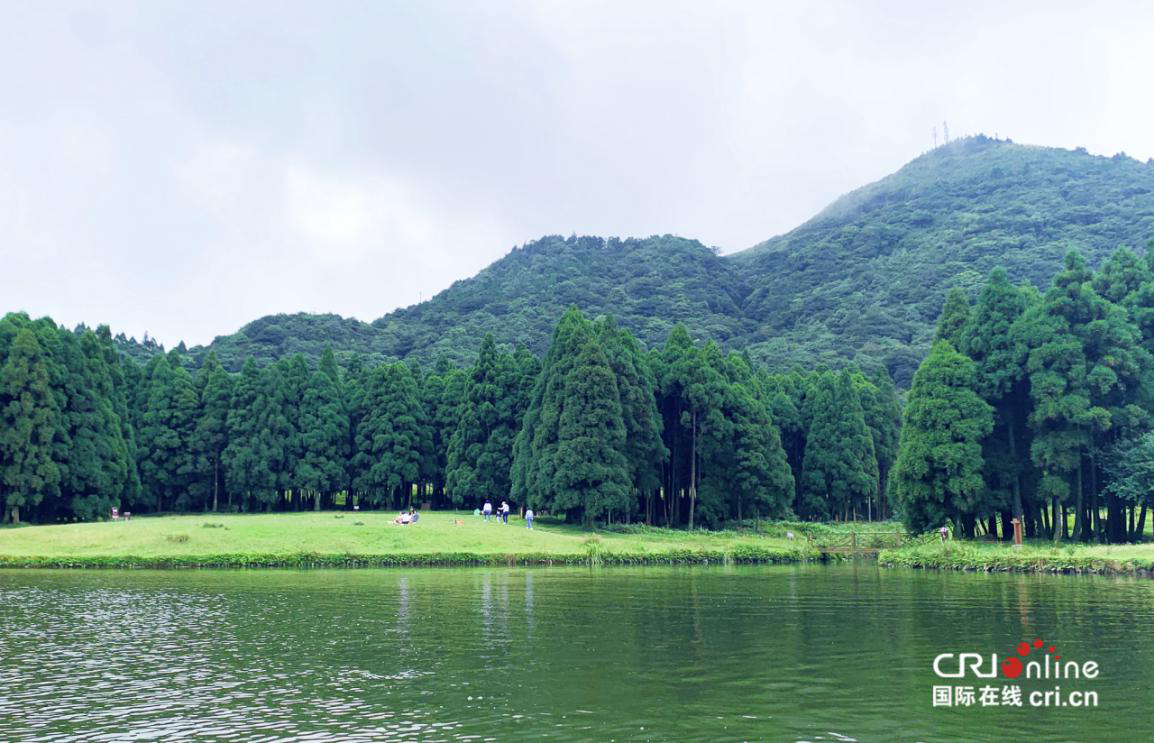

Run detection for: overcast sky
[[2, 1, 1153, 347]]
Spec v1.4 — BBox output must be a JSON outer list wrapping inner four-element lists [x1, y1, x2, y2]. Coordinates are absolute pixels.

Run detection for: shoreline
[[5, 511, 1152, 575], [0, 545, 816, 570], [4, 549, 1150, 575]]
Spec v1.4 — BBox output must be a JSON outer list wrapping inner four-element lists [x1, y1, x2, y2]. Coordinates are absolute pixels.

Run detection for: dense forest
[[125, 137, 1154, 386], [894, 246, 1154, 543], [7, 138, 1154, 540], [17, 238, 1154, 543], [0, 308, 900, 528]]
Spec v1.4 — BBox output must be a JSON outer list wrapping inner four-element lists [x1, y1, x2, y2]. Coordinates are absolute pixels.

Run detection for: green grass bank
[[0, 511, 816, 569], [879, 539, 1154, 575]]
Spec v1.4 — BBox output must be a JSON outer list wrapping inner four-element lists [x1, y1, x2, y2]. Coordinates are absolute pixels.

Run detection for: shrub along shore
[[0, 511, 816, 569], [879, 540, 1154, 575]]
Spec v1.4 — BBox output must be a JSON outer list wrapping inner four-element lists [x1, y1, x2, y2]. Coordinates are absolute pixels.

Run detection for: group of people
[[480, 500, 534, 529], [393, 509, 419, 525], [390, 502, 537, 528]]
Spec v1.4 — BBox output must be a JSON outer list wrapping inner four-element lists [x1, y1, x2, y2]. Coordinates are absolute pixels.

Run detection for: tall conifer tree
[[800, 370, 878, 520], [354, 363, 424, 507], [894, 341, 992, 535], [224, 359, 276, 509], [447, 335, 518, 506], [935, 287, 972, 347], [0, 328, 62, 523], [137, 352, 198, 512], [192, 353, 233, 512], [550, 333, 631, 524], [297, 351, 349, 509], [960, 267, 1032, 534]]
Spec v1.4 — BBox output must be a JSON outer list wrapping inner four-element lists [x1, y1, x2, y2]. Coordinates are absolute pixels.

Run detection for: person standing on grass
[[483, 500, 493, 521], [525, 508, 534, 529], [501, 501, 510, 524]]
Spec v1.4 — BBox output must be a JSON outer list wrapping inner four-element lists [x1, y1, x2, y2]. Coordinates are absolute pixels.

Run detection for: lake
[[1, 564, 1150, 741]]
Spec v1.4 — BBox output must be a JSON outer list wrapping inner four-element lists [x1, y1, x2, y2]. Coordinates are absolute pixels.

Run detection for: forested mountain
[[199, 235, 750, 371], [143, 138, 1154, 385], [196, 313, 395, 369], [733, 136, 1154, 382], [371, 235, 752, 363]]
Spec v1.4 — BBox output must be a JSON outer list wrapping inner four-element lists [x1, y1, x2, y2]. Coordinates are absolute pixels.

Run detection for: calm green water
[[1, 564, 1151, 741]]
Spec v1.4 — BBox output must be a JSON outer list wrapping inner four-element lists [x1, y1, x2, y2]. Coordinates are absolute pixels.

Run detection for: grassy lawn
[[880, 538, 1154, 574], [0, 511, 814, 568]]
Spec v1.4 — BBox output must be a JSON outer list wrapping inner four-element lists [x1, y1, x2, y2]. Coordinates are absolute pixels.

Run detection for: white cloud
[[284, 167, 435, 260]]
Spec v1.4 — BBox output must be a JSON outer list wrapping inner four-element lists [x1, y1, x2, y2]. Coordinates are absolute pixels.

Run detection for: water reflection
[[524, 571, 535, 636]]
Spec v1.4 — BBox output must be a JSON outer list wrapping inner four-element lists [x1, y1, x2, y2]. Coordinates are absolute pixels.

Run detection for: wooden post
[[851, 532, 858, 551]]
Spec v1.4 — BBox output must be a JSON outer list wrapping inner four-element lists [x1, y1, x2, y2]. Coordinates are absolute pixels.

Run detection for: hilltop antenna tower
[[943, 120, 950, 144], [933, 126, 938, 149]]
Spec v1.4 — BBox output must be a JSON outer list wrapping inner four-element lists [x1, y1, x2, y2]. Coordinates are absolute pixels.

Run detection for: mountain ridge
[[117, 136, 1154, 386]]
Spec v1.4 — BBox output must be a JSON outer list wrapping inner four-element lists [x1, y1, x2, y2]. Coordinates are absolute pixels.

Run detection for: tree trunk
[[667, 425, 677, 528], [1089, 459, 1105, 543], [10, 505, 19, 524], [314, 491, 321, 511], [1007, 416, 1024, 525], [1051, 497, 1062, 544], [1107, 491, 1124, 543], [878, 463, 889, 521], [1136, 502, 1149, 541], [212, 457, 219, 513], [687, 408, 697, 531], [1072, 463, 1085, 542]]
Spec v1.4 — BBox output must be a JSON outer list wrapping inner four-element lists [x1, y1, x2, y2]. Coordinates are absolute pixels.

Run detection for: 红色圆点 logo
[[931, 637, 1100, 708]]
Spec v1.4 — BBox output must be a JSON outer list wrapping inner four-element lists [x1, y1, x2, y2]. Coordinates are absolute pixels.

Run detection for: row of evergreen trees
[[894, 246, 1154, 543], [512, 308, 901, 526], [0, 307, 901, 527]]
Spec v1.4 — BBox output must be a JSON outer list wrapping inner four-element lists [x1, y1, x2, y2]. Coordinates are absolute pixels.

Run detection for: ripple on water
[[1, 566, 1153, 741]]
